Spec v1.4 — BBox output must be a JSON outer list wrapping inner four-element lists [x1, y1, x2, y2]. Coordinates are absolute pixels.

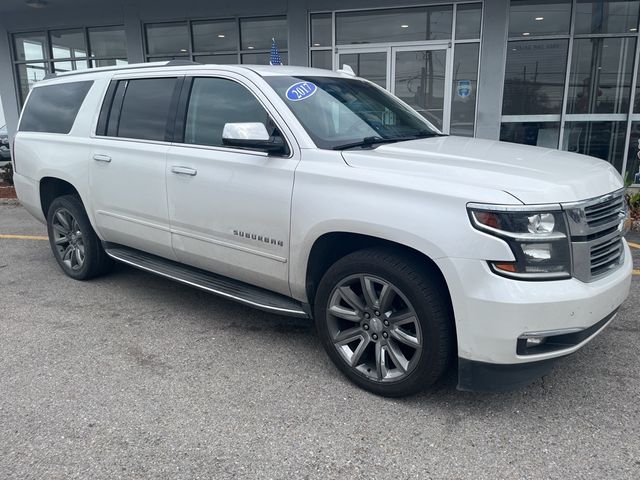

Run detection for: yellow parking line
[[628, 241, 640, 250], [0, 234, 48, 241]]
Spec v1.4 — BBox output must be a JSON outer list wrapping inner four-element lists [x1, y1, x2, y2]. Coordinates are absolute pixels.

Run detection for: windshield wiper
[[332, 131, 440, 151]]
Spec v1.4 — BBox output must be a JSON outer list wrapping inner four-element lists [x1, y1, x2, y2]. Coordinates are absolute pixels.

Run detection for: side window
[[184, 77, 271, 147], [116, 78, 177, 141], [19, 81, 93, 134]]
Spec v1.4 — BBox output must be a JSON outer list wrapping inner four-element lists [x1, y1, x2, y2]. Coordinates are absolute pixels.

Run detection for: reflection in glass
[[92, 59, 128, 68], [456, 3, 482, 40], [311, 13, 332, 47], [451, 43, 479, 137], [575, 0, 640, 34], [14, 32, 46, 61], [50, 29, 86, 59], [17, 63, 47, 103], [241, 52, 288, 65], [240, 17, 288, 50], [502, 39, 569, 115], [53, 60, 90, 73], [563, 121, 627, 171], [627, 122, 640, 184], [508, 0, 572, 37], [146, 23, 189, 55], [192, 20, 237, 52], [194, 54, 239, 64], [394, 49, 447, 130], [336, 6, 453, 45], [311, 50, 333, 70], [567, 37, 635, 114], [500, 122, 560, 148], [89, 26, 127, 58], [339, 52, 387, 88]]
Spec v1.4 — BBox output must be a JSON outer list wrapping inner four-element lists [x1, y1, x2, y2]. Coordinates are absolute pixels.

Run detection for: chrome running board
[[103, 243, 309, 318]]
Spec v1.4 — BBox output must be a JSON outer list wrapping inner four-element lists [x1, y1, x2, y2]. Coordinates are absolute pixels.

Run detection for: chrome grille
[[584, 195, 625, 229], [563, 189, 626, 282]]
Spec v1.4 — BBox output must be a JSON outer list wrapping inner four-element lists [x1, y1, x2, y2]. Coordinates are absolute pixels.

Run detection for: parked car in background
[[12, 63, 633, 397], [0, 125, 10, 163]]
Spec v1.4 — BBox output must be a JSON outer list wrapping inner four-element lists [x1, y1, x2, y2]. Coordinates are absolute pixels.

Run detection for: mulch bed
[[0, 185, 16, 199]]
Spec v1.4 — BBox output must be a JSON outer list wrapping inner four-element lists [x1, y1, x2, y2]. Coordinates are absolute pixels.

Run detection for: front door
[[336, 44, 452, 133], [165, 74, 298, 296]]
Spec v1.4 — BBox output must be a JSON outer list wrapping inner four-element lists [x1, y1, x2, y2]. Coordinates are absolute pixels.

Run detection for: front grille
[[590, 234, 624, 278], [584, 195, 626, 229], [563, 189, 626, 282]]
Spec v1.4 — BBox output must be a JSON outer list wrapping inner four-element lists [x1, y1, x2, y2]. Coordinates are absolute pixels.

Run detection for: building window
[[501, 0, 640, 179], [12, 26, 127, 105], [144, 16, 288, 66], [309, 4, 482, 137]]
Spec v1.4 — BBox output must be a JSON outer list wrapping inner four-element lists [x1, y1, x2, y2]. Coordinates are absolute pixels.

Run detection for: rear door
[[165, 74, 299, 295], [90, 75, 182, 259]]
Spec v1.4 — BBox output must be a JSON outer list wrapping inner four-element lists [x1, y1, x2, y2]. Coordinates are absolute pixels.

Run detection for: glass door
[[391, 46, 451, 133], [336, 44, 452, 133], [336, 47, 390, 89]]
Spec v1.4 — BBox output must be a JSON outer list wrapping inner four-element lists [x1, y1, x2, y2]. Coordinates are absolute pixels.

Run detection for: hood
[[341, 136, 623, 204]]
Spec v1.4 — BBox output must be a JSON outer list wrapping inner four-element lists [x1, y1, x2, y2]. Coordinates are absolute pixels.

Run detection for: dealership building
[[1, 0, 640, 184]]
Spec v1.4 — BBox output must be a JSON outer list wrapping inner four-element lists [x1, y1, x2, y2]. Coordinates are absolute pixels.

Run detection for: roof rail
[[40, 60, 202, 80]]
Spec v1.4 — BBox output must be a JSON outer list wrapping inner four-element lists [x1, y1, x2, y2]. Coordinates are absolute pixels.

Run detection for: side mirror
[[222, 122, 287, 154]]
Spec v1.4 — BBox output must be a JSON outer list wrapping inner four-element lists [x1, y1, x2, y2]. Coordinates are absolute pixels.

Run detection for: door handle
[[171, 166, 198, 176], [93, 154, 111, 163]]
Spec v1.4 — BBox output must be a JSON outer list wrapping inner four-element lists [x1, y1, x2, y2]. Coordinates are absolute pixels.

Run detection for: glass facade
[[309, 4, 482, 137], [144, 16, 288, 65], [502, 0, 640, 182], [6, 1, 640, 184], [12, 26, 127, 104]]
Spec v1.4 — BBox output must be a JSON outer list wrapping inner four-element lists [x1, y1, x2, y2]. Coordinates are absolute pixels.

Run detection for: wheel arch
[[39, 176, 81, 218], [304, 232, 454, 318]]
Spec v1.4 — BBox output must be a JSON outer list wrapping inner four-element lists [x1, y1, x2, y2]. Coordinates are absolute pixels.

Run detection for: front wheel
[[46, 194, 113, 280], [314, 248, 454, 397]]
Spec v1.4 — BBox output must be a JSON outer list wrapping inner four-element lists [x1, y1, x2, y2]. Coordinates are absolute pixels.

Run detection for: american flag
[[269, 38, 283, 66]]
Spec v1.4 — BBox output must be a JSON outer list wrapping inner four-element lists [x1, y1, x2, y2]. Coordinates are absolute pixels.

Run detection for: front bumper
[[435, 243, 632, 390], [457, 309, 618, 392]]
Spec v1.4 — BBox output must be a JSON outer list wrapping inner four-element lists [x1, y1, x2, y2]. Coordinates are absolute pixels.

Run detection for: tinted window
[[19, 81, 93, 134], [184, 77, 270, 147], [117, 78, 177, 141], [502, 39, 569, 115]]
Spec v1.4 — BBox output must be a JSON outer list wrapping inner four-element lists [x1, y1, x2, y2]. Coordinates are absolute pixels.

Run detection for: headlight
[[468, 204, 571, 280]]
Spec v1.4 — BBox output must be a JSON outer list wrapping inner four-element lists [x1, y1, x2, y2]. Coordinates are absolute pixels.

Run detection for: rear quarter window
[[19, 81, 93, 134]]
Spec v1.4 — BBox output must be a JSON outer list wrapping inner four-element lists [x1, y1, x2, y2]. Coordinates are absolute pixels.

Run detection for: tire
[[46, 194, 113, 280], [314, 247, 454, 397]]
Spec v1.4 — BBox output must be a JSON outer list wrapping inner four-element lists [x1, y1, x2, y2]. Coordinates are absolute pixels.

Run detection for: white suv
[[13, 62, 633, 396]]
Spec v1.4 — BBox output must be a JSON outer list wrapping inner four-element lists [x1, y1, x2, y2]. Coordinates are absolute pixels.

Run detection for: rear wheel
[[46, 195, 113, 280], [314, 248, 454, 397]]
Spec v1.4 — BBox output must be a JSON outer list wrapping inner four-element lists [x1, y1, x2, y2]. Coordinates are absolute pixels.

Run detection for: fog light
[[525, 336, 546, 348]]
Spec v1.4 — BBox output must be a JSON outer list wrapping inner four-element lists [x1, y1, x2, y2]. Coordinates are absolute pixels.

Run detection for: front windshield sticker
[[285, 81, 317, 101]]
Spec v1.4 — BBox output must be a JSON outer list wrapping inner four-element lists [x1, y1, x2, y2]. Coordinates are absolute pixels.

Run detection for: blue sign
[[457, 80, 471, 98], [286, 82, 317, 101]]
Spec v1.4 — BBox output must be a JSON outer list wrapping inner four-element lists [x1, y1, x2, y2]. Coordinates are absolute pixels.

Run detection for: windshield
[[263, 76, 439, 150]]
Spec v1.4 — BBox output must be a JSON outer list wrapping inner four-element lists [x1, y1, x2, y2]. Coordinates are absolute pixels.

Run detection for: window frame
[[143, 15, 289, 66], [11, 25, 128, 106], [500, 0, 640, 181], [95, 75, 184, 144], [172, 74, 293, 158]]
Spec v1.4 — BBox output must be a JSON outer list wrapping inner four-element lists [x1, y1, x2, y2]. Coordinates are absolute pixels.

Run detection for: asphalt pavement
[[1, 201, 639, 480]]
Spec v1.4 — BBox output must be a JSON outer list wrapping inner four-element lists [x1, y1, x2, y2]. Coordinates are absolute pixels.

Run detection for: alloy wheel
[[326, 274, 423, 383], [51, 207, 85, 271]]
